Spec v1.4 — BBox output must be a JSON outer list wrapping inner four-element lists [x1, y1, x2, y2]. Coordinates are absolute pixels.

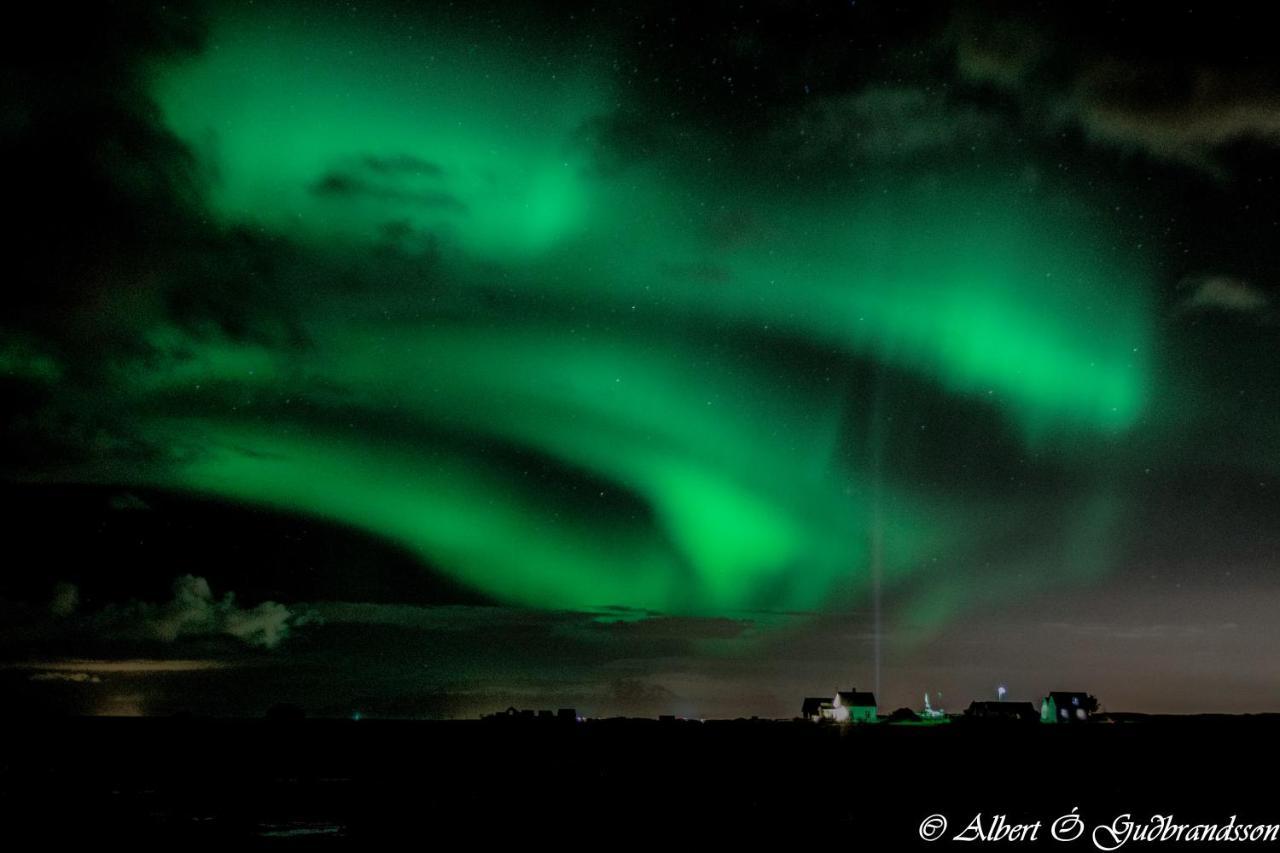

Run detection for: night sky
[[4, 0, 1280, 719]]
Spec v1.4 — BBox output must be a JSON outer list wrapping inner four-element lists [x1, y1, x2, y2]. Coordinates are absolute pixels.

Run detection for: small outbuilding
[[801, 697, 833, 721]]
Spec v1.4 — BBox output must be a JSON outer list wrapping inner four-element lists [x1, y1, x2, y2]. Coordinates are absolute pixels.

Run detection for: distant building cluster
[[482, 706, 581, 723], [799, 688, 1101, 725], [477, 688, 1102, 726]]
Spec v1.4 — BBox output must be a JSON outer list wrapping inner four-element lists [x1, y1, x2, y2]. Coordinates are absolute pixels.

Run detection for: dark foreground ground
[[3, 715, 1279, 847]]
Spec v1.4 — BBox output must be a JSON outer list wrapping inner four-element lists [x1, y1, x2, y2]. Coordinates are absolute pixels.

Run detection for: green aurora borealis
[[10, 0, 1280, 717], [57, 5, 1156, 618]]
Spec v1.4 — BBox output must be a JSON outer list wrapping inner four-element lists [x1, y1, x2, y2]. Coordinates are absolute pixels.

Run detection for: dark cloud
[[19, 575, 303, 651], [946, 1, 1280, 171], [1072, 62, 1280, 167], [29, 671, 101, 684], [305, 601, 760, 666], [607, 677, 679, 709], [1178, 274, 1272, 315], [311, 171, 467, 211], [951, 12, 1045, 89], [96, 575, 299, 649], [0, 1, 206, 333], [361, 154, 445, 176], [792, 86, 1006, 161]]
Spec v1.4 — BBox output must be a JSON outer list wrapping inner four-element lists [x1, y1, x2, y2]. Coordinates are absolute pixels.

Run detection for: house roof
[[835, 690, 876, 707], [801, 697, 831, 715]]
